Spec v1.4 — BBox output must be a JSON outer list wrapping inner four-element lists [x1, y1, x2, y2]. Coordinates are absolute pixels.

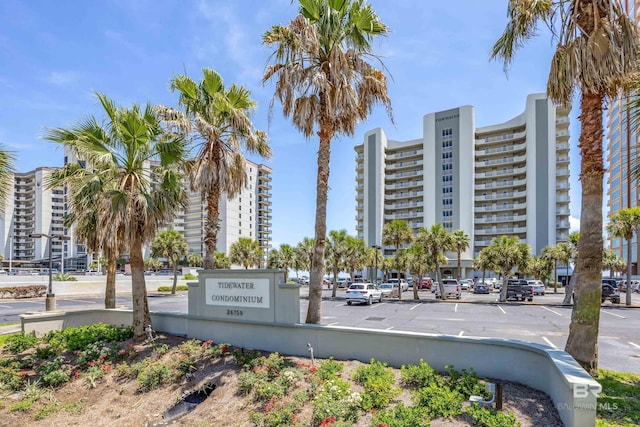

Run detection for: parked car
[[602, 278, 620, 288], [459, 279, 472, 291], [473, 283, 490, 294], [378, 283, 398, 298], [346, 283, 383, 305], [418, 277, 433, 290], [527, 280, 546, 296], [601, 283, 621, 303], [386, 278, 408, 292], [0, 269, 6, 275], [336, 277, 350, 288], [506, 279, 533, 302], [434, 279, 461, 299], [618, 280, 640, 293]]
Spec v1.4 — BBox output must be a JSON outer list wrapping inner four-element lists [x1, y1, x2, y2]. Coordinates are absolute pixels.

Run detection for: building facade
[[0, 155, 272, 270], [355, 93, 570, 279], [606, 0, 640, 272]]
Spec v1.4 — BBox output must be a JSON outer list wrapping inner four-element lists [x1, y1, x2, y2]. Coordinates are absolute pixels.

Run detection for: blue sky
[[0, 0, 581, 247]]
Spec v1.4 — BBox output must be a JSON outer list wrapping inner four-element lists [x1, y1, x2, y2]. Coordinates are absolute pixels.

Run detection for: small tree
[[187, 253, 203, 268], [151, 229, 188, 295], [213, 251, 231, 269], [230, 238, 262, 269], [486, 236, 530, 302]]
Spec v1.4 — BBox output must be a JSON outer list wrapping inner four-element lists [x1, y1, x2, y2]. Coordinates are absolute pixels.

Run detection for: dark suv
[[602, 283, 621, 304]]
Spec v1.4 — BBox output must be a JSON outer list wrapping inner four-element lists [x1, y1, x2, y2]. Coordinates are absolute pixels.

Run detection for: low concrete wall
[[21, 309, 600, 427]]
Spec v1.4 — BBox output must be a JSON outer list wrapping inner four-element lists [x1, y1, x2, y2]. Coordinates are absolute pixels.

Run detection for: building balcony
[[556, 169, 570, 177], [476, 190, 526, 201], [475, 226, 527, 235], [475, 214, 520, 223], [385, 159, 423, 171], [476, 141, 526, 157], [385, 169, 422, 181], [258, 172, 272, 181], [475, 130, 526, 145], [475, 165, 526, 179], [475, 154, 527, 168], [556, 208, 570, 215], [356, 204, 364, 211], [356, 214, 363, 220], [258, 181, 272, 190], [387, 148, 423, 160], [556, 143, 569, 151], [356, 174, 364, 182], [385, 200, 424, 210], [475, 202, 526, 213], [386, 181, 422, 190], [475, 178, 527, 190], [386, 190, 423, 200], [384, 211, 423, 220]]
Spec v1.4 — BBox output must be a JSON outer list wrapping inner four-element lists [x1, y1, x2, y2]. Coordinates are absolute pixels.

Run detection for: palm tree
[[563, 232, 581, 304], [382, 219, 413, 299], [44, 93, 187, 342], [0, 146, 15, 209], [400, 245, 433, 300], [492, 0, 639, 375], [416, 224, 452, 297], [607, 207, 640, 305], [47, 162, 124, 309], [187, 253, 203, 268], [263, 0, 392, 324], [295, 237, 314, 275], [230, 237, 262, 269], [451, 230, 471, 280], [151, 229, 188, 295], [485, 236, 530, 302], [160, 68, 271, 270], [603, 249, 626, 277], [364, 246, 383, 283], [542, 244, 564, 294], [326, 230, 349, 297], [344, 236, 366, 282], [145, 258, 162, 273], [473, 249, 493, 285], [525, 256, 552, 283], [267, 244, 296, 283], [213, 251, 231, 269]]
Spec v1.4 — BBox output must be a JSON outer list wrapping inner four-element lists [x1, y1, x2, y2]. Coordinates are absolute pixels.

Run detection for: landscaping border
[[20, 308, 599, 427]]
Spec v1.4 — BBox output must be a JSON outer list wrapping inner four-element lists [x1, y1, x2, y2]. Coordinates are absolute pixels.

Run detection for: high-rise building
[[606, 0, 640, 273], [0, 151, 272, 269], [355, 93, 570, 279]]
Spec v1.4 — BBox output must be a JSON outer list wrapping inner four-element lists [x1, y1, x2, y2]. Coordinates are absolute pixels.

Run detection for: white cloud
[[569, 216, 580, 233], [47, 71, 80, 86]]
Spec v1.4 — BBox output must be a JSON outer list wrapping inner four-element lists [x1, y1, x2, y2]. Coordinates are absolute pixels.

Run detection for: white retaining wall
[[21, 309, 600, 427]]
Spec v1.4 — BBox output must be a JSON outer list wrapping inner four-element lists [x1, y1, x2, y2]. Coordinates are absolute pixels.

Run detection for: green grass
[[596, 369, 640, 426]]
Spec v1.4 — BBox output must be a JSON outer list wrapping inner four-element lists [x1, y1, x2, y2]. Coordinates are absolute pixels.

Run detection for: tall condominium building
[[182, 162, 273, 260], [355, 93, 570, 279], [0, 168, 75, 268], [606, 1, 640, 273]]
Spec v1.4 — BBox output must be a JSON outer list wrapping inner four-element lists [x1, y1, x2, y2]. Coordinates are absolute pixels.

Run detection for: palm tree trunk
[[626, 236, 632, 305], [553, 260, 558, 293], [563, 272, 576, 305], [457, 251, 461, 280], [331, 268, 338, 298], [204, 186, 221, 270], [499, 275, 508, 302], [172, 262, 178, 295], [436, 261, 444, 298], [306, 130, 332, 324], [565, 91, 605, 376], [104, 254, 117, 309], [131, 234, 151, 342]]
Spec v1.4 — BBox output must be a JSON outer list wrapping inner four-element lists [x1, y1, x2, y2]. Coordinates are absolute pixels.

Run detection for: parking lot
[[302, 287, 640, 373]]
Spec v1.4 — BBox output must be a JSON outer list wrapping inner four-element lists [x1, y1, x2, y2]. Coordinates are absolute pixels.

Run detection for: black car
[[473, 283, 490, 294]]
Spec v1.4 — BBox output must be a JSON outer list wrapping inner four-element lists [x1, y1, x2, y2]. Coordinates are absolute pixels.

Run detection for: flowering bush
[[312, 378, 361, 424], [371, 402, 430, 427], [352, 359, 400, 410]]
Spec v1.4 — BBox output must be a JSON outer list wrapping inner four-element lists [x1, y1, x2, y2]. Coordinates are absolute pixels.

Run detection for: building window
[[239, 222, 242, 228]]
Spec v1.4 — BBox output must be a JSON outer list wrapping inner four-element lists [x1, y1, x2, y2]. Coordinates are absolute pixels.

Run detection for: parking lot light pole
[[30, 232, 54, 311]]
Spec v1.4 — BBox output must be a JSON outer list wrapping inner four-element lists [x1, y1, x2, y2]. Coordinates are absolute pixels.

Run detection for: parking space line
[[334, 303, 344, 307], [454, 303, 458, 312], [541, 306, 563, 317], [409, 303, 422, 311], [386, 326, 394, 330], [601, 310, 626, 319], [496, 305, 506, 314], [629, 342, 640, 350], [370, 303, 385, 309], [458, 331, 464, 336], [327, 322, 339, 326], [542, 337, 557, 348], [66, 299, 98, 304], [0, 305, 11, 309]]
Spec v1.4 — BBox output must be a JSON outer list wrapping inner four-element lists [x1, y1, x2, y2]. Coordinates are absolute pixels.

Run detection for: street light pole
[[30, 233, 69, 311]]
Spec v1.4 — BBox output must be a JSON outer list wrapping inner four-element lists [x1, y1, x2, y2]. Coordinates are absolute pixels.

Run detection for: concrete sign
[[205, 278, 270, 308]]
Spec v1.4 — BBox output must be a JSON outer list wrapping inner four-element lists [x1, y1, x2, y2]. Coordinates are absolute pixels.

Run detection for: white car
[[527, 280, 545, 295], [346, 283, 383, 305], [378, 283, 399, 298], [386, 278, 409, 291], [459, 279, 472, 290], [434, 279, 462, 299]]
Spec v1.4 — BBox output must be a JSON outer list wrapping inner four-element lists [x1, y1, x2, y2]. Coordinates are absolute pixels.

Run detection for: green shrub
[[81, 365, 107, 389], [371, 402, 431, 427], [3, 332, 39, 353], [0, 363, 26, 390], [233, 348, 263, 368], [316, 357, 344, 381], [444, 365, 484, 398], [254, 379, 286, 401], [352, 358, 400, 410], [136, 361, 172, 391], [44, 324, 132, 352], [400, 359, 437, 389], [33, 403, 59, 420], [412, 382, 463, 418], [249, 401, 300, 427], [184, 273, 197, 280], [152, 342, 170, 356], [312, 378, 361, 424], [157, 285, 189, 292], [41, 369, 70, 388], [35, 346, 56, 360], [9, 400, 33, 412], [466, 404, 521, 427], [53, 273, 77, 281]]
